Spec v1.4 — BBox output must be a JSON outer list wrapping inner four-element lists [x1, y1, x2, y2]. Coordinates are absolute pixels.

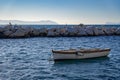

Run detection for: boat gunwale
[[52, 49, 111, 54], [79, 49, 111, 53]]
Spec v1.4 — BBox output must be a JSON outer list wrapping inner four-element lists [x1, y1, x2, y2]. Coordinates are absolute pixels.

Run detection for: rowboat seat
[[52, 49, 77, 54]]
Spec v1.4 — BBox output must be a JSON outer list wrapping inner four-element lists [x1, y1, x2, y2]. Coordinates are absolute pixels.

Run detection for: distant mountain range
[[0, 20, 58, 25], [106, 22, 120, 25]]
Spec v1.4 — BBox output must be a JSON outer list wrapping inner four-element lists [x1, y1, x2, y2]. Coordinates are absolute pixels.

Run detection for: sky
[[0, 0, 120, 24]]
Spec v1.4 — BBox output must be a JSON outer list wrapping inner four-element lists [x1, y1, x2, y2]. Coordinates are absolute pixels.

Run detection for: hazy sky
[[0, 0, 120, 24]]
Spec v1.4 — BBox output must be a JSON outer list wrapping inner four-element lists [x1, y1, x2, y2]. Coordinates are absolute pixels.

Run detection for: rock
[[54, 32, 60, 36], [111, 27, 118, 34], [103, 27, 117, 35], [0, 27, 4, 32], [66, 27, 78, 36], [3, 25, 13, 31], [25, 27, 34, 36], [85, 27, 94, 36], [94, 27, 105, 35], [0, 24, 119, 38], [77, 27, 87, 36], [47, 29, 55, 37], [93, 27, 99, 36], [39, 28, 48, 36], [47, 28, 61, 37], [0, 32, 5, 38], [3, 30, 13, 36], [0, 25, 19, 38], [115, 28, 120, 35], [39, 28, 47, 33], [23, 27, 35, 37], [18, 27, 35, 37], [9, 28, 27, 38], [32, 29, 40, 36], [55, 28, 67, 36], [78, 23, 86, 27], [24, 27, 33, 32]]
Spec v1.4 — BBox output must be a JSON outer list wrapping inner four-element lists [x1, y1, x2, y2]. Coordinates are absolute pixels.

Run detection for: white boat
[[52, 48, 111, 60]]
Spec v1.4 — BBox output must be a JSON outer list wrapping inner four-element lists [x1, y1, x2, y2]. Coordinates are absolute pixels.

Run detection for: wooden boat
[[52, 48, 111, 60]]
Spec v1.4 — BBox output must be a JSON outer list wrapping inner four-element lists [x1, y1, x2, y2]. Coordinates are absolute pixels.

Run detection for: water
[[0, 25, 120, 29], [17, 25, 120, 29], [0, 36, 120, 80]]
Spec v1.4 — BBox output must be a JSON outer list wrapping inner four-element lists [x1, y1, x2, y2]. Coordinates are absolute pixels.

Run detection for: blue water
[[20, 25, 120, 29], [0, 36, 120, 80], [1, 25, 120, 29]]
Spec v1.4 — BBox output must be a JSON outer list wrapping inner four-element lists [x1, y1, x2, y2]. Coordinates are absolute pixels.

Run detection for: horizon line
[[0, 19, 120, 25]]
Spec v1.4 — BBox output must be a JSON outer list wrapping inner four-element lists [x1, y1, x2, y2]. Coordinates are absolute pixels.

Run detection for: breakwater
[[0, 24, 120, 38]]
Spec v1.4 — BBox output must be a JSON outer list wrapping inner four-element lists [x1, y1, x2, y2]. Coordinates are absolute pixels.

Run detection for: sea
[[0, 24, 120, 29], [17, 25, 120, 29], [0, 25, 120, 80]]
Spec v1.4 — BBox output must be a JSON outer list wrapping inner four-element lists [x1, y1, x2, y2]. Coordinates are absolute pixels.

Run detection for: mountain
[[106, 22, 120, 25], [0, 20, 58, 25]]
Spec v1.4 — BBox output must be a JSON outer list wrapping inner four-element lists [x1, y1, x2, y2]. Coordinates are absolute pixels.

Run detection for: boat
[[52, 48, 111, 60]]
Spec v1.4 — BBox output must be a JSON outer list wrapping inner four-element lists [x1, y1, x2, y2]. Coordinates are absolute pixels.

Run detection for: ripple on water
[[0, 36, 120, 80]]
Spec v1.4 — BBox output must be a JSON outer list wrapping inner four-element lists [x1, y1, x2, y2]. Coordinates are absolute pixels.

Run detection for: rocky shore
[[0, 24, 120, 38]]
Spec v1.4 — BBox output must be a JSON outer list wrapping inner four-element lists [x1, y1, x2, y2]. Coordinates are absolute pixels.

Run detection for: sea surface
[[0, 24, 120, 29], [17, 25, 120, 29], [0, 36, 120, 80]]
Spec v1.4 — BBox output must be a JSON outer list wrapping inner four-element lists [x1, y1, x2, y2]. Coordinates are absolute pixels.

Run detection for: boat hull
[[53, 51, 110, 60]]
